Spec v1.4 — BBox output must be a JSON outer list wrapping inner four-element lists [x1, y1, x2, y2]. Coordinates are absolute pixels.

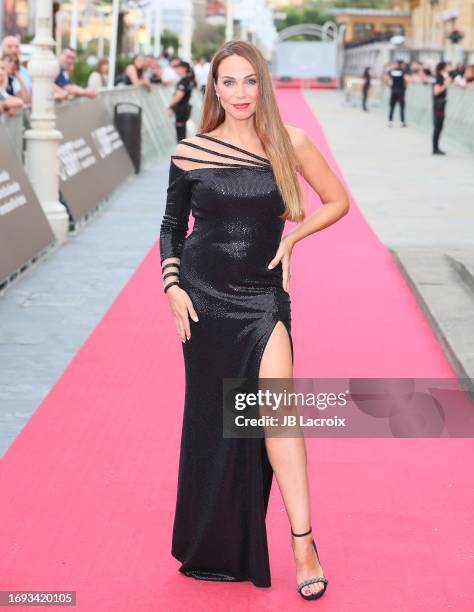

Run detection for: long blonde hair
[[0, 59, 8, 90], [198, 40, 305, 223]]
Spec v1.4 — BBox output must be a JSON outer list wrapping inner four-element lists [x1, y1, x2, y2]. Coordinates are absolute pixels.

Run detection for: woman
[[87, 57, 109, 90], [0, 57, 24, 116], [361, 66, 371, 111], [159, 40, 349, 599], [167, 60, 195, 142], [432, 61, 452, 155], [122, 54, 151, 91], [2, 52, 30, 104]]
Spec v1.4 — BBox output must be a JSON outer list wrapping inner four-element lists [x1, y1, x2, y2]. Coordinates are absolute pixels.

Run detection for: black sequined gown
[[159, 133, 294, 588]]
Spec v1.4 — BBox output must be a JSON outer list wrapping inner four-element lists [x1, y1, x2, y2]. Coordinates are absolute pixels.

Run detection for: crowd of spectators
[[0, 34, 211, 120], [2, 30, 472, 123], [0, 35, 31, 116], [380, 58, 474, 88], [364, 57, 473, 153]]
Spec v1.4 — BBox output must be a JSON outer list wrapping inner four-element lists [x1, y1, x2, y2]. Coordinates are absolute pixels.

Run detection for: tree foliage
[[275, 0, 393, 34]]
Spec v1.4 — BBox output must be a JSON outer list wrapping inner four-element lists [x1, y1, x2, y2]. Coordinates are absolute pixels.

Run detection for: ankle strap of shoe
[[291, 526, 312, 537]]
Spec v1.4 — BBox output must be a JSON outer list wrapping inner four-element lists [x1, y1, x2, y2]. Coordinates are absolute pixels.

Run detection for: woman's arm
[[433, 75, 452, 96], [125, 64, 151, 91], [168, 88, 185, 116], [13, 74, 31, 104], [282, 125, 350, 249], [2, 94, 24, 115], [159, 145, 198, 341], [267, 126, 350, 292], [159, 159, 192, 275]]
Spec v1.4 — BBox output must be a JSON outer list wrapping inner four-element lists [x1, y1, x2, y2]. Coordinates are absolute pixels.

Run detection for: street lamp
[[70, 0, 78, 49], [107, 0, 120, 88], [24, 0, 69, 243], [97, 6, 112, 58], [226, 0, 234, 42]]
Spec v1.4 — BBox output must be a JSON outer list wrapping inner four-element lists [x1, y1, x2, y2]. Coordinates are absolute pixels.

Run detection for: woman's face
[[4, 55, 16, 75], [214, 54, 259, 119], [134, 55, 145, 69], [100, 61, 109, 75]]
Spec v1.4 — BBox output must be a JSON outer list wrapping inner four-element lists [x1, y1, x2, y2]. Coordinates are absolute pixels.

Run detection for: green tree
[[161, 30, 180, 56], [275, 0, 393, 34], [276, 5, 328, 33], [191, 20, 225, 60], [328, 0, 391, 8]]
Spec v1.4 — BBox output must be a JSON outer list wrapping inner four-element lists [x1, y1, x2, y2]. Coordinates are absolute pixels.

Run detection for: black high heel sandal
[[291, 526, 328, 601]]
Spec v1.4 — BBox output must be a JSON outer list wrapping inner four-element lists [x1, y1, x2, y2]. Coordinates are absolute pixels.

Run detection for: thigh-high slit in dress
[[159, 133, 294, 588]]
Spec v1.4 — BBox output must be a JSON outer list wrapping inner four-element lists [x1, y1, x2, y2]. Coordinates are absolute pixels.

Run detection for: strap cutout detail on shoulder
[[171, 136, 271, 171], [170, 134, 274, 171], [171, 155, 257, 168], [195, 133, 270, 163], [177, 140, 268, 166]]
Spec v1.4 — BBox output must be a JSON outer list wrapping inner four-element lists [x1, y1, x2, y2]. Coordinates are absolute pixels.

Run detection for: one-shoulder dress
[[159, 133, 294, 588]]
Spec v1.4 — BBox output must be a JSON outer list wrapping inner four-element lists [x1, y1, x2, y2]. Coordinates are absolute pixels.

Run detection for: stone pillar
[[153, 3, 162, 57], [24, 0, 69, 243], [70, 0, 78, 50], [226, 0, 234, 42], [107, 0, 120, 89], [180, 0, 193, 61]]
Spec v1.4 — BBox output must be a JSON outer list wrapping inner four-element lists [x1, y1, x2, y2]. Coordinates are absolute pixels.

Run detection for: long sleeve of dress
[[159, 162, 192, 265]]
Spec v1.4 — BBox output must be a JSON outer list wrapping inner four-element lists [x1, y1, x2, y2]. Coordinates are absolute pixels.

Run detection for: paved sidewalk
[[303, 89, 474, 383], [0, 157, 171, 457], [303, 89, 473, 249]]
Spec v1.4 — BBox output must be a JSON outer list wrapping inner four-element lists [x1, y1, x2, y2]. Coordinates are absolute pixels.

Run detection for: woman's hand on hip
[[166, 286, 199, 342], [267, 235, 294, 294]]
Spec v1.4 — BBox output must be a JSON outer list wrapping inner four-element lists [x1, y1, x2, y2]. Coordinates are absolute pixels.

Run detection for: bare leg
[[259, 321, 324, 596]]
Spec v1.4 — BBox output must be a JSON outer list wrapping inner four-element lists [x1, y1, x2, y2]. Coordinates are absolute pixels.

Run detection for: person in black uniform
[[432, 61, 452, 155], [167, 61, 195, 142], [361, 66, 371, 112], [384, 59, 409, 127]]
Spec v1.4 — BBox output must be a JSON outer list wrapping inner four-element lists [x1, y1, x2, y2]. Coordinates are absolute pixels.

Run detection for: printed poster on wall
[[55, 96, 135, 221], [0, 123, 55, 284]]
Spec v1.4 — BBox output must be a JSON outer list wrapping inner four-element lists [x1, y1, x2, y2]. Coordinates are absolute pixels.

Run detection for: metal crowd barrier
[[0, 111, 25, 163], [1, 83, 203, 169], [343, 76, 384, 106], [101, 84, 177, 167], [343, 77, 474, 154], [0, 82, 205, 292], [387, 83, 474, 155]]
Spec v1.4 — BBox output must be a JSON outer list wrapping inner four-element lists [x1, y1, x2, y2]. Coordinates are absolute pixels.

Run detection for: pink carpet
[[0, 89, 473, 611]]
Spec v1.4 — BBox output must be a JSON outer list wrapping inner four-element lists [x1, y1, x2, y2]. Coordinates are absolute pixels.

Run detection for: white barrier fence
[[1, 84, 203, 167], [343, 78, 474, 155]]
